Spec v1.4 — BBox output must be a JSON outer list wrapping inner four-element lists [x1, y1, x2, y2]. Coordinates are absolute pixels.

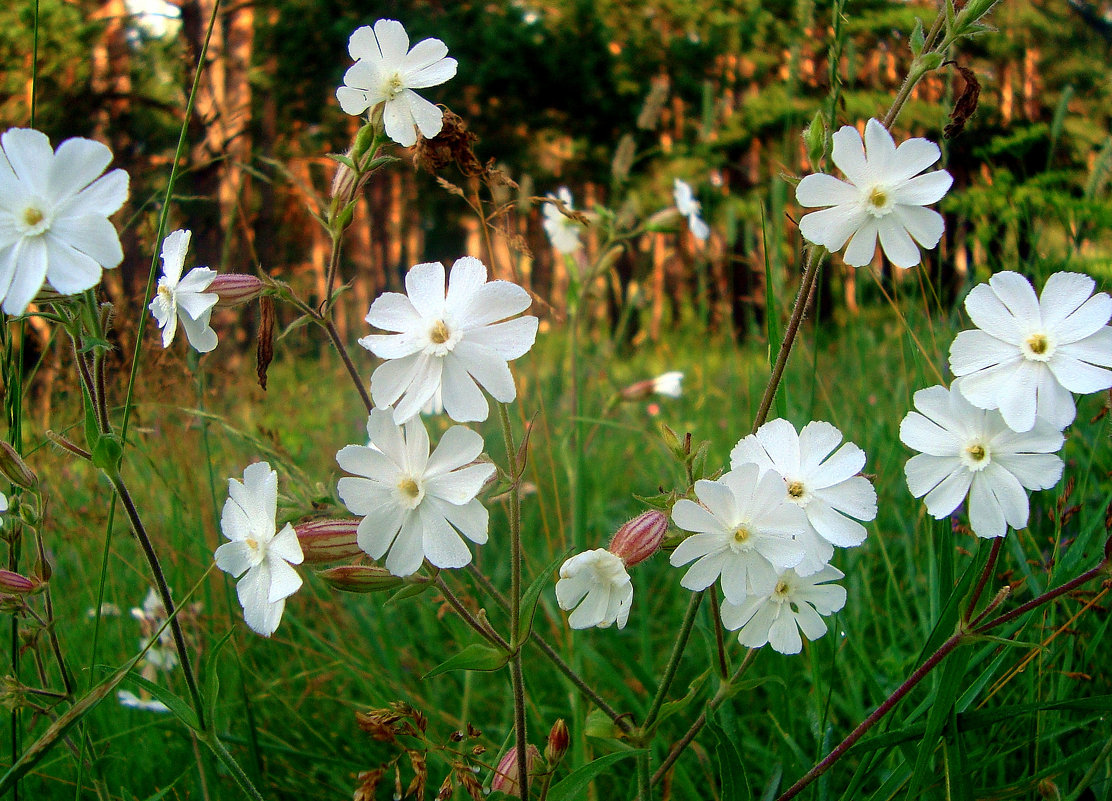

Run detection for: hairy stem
[[320, 317, 373, 413], [642, 591, 703, 733], [435, 576, 510, 652]]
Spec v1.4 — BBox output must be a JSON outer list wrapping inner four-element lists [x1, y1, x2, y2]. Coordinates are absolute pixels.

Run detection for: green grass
[[8, 284, 1112, 801]]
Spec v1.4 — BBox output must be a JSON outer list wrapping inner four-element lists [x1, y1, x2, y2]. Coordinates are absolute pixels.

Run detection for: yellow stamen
[[398, 477, 421, 499], [787, 481, 805, 499], [429, 320, 451, 344]]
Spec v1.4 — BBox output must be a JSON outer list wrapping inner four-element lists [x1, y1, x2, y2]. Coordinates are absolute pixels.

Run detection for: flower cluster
[[899, 270, 1109, 538]]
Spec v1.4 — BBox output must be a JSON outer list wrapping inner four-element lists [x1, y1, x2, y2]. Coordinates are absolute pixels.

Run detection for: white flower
[[673, 178, 709, 241], [0, 492, 7, 514], [949, 271, 1112, 433], [651, 371, 684, 398], [795, 118, 952, 268], [214, 462, 304, 637], [0, 128, 128, 314], [337, 408, 496, 577], [542, 187, 584, 254], [731, 419, 876, 575], [336, 19, 457, 148], [130, 588, 177, 672], [899, 385, 1065, 539], [117, 690, 170, 714], [556, 549, 633, 629], [720, 565, 847, 655], [360, 256, 539, 424], [148, 229, 218, 353], [670, 464, 807, 603]]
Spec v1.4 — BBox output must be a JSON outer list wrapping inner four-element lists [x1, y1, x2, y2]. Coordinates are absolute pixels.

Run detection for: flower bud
[[294, 518, 364, 564], [0, 569, 40, 595], [209, 274, 265, 308], [608, 510, 668, 567], [490, 745, 540, 797], [318, 564, 404, 593], [0, 442, 36, 489], [544, 719, 569, 766], [645, 207, 683, 232]]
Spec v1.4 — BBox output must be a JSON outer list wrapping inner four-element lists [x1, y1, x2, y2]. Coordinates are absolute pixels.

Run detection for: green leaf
[[907, 644, 971, 798], [203, 630, 235, 726], [652, 668, 710, 731], [707, 706, 750, 801], [119, 671, 201, 732], [547, 751, 646, 801], [423, 644, 509, 678], [517, 547, 573, 644]]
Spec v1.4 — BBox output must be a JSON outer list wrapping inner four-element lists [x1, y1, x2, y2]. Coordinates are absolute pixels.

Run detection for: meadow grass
[[17, 275, 1112, 800]]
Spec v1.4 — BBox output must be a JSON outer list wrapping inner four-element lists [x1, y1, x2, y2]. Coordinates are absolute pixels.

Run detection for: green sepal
[[423, 643, 509, 678]]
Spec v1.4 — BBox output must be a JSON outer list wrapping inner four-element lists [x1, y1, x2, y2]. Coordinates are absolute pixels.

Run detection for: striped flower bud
[[294, 518, 364, 564], [318, 564, 404, 593], [209, 274, 265, 308], [0, 569, 40, 596], [490, 745, 540, 798], [608, 510, 667, 567], [544, 719, 569, 766], [0, 442, 35, 489]]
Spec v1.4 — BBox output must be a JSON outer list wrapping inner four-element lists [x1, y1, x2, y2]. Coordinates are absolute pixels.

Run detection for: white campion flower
[[731, 419, 876, 575], [0, 128, 128, 314], [542, 187, 584, 254], [652, 371, 684, 398], [117, 690, 170, 714], [670, 464, 807, 603], [555, 549, 633, 629], [949, 271, 1112, 433], [0, 491, 6, 514], [360, 257, 539, 424], [214, 462, 304, 637], [795, 118, 952, 268], [337, 407, 496, 577], [899, 385, 1065, 539], [673, 178, 710, 241], [720, 565, 847, 655], [148, 229, 219, 353], [336, 19, 457, 148]]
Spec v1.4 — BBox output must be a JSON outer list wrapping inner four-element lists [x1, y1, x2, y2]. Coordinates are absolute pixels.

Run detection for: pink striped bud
[[208, 274, 265, 308], [318, 564, 404, 593], [608, 510, 667, 567], [545, 719, 569, 765], [0, 442, 36, 489], [490, 745, 540, 797], [294, 518, 364, 564], [0, 569, 40, 595]]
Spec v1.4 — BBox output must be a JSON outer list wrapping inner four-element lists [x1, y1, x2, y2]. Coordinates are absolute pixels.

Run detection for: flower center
[[385, 72, 406, 100], [18, 201, 51, 236], [961, 440, 991, 472], [429, 320, 451, 344], [864, 185, 893, 218], [396, 475, 425, 509], [425, 317, 461, 356], [730, 525, 755, 551], [245, 537, 259, 551], [1021, 331, 1054, 362], [786, 479, 810, 506], [773, 579, 790, 597]]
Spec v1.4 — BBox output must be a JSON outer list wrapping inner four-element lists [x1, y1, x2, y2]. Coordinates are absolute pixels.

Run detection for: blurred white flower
[[651, 371, 684, 398], [555, 549, 633, 629], [148, 229, 218, 353], [720, 565, 847, 655], [542, 187, 584, 254], [899, 384, 1064, 539], [670, 464, 807, 603], [360, 257, 538, 424], [0, 491, 6, 514], [796, 118, 952, 268], [214, 462, 304, 637], [949, 271, 1112, 433], [673, 178, 709, 241], [336, 19, 457, 147], [731, 419, 876, 575], [117, 690, 170, 714], [337, 408, 495, 577], [130, 588, 178, 672], [0, 128, 128, 314]]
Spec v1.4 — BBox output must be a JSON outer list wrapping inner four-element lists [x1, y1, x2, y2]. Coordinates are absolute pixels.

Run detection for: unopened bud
[[609, 510, 668, 567], [803, 111, 827, 169], [545, 719, 569, 765], [0, 570, 40, 595], [0, 443, 35, 489], [295, 518, 364, 564], [319, 564, 404, 593], [611, 134, 636, 183], [490, 745, 540, 797], [645, 208, 683, 232], [209, 274, 266, 308]]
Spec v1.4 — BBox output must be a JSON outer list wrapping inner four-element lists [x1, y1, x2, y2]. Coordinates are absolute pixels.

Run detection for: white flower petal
[[841, 217, 879, 267], [890, 137, 942, 182], [891, 171, 952, 206], [795, 173, 860, 207], [891, 204, 945, 248], [877, 215, 920, 268], [830, 124, 868, 186]]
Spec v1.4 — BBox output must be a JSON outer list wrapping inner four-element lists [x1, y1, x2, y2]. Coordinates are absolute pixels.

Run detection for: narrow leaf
[[424, 644, 509, 678], [547, 751, 646, 801]]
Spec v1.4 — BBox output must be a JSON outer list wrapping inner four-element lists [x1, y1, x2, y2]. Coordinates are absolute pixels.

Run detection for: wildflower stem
[[204, 732, 266, 801], [320, 318, 373, 413], [972, 558, 1110, 636], [708, 592, 729, 679], [434, 576, 511, 652], [465, 566, 634, 733], [636, 750, 651, 801], [964, 537, 1003, 622], [107, 472, 205, 731], [651, 648, 758, 786], [881, 10, 948, 129], [642, 591, 703, 733]]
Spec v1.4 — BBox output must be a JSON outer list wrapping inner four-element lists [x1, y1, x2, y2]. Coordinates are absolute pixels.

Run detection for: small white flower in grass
[[652, 371, 684, 398], [0, 128, 128, 314], [214, 462, 304, 637], [670, 463, 807, 603], [796, 118, 952, 268], [148, 229, 218, 353], [336, 19, 457, 148], [673, 178, 710, 241], [117, 691, 170, 713], [360, 256, 539, 424], [0, 492, 6, 514], [720, 565, 847, 655], [556, 549, 633, 629], [731, 419, 876, 575], [542, 187, 584, 254], [130, 588, 178, 672], [337, 407, 495, 577], [949, 271, 1112, 433], [899, 385, 1065, 539]]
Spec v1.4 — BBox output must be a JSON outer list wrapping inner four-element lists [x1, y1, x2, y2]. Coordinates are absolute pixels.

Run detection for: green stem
[[320, 317, 373, 413], [641, 591, 703, 733], [435, 576, 511, 651], [636, 750, 651, 801], [205, 733, 267, 801]]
